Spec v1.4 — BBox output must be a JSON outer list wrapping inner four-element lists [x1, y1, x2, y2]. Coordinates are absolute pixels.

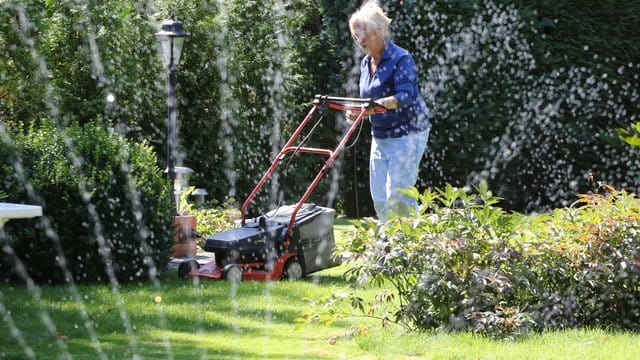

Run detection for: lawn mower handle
[[314, 95, 387, 114], [240, 95, 386, 245]]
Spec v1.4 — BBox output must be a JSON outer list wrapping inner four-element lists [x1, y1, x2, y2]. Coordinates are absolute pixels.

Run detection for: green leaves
[[328, 181, 640, 338]]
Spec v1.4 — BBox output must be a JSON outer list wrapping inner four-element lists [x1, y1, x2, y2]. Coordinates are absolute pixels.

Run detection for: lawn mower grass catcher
[[178, 95, 386, 281]]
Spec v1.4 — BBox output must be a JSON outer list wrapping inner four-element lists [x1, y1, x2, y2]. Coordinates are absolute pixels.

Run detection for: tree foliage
[[1, 0, 639, 216], [387, 0, 640, 211]]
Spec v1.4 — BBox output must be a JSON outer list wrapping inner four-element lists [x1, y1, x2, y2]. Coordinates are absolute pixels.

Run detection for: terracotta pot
[[172, 214, 198, 258]]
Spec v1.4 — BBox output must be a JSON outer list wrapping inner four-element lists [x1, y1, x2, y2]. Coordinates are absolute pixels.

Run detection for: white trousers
[[369, 128, 430, 223]]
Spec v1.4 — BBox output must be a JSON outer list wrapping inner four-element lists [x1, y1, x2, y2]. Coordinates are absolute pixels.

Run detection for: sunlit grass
[[353, 327, 640, 360], [1, 218, 639, 359]]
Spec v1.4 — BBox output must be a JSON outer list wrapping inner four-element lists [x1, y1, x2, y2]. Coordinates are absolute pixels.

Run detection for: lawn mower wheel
[[177, 259, 200, 279]]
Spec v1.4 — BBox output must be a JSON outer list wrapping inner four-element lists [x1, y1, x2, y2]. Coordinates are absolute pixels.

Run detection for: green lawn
[[1, 219, 639, 359]]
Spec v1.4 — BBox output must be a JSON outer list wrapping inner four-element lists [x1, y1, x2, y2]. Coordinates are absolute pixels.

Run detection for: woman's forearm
[[376, 96, 398, 109]]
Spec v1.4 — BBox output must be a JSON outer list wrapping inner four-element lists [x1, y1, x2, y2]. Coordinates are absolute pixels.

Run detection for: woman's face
[[351, 22, 383, 58]]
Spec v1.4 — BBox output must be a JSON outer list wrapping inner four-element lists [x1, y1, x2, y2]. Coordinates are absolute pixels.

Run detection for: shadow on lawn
[[0, 328, 338, 359], [0, 228, 358, 358], [0, 281, 342, 359]]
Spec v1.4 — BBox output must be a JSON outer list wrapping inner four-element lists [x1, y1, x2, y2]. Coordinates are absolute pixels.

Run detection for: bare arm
[[345, 96, 398, 122], [375, 96, 398, 110]]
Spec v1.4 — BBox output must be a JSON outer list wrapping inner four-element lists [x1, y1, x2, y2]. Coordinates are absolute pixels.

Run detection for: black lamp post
[[155, 15, 188, 214]]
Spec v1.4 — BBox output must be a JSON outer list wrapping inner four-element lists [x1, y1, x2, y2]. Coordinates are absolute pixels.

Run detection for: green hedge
[[386, 0, 640, 211], [174, 0, 349, 213], [0, 120, 174, 284], [1, 0, 639, 215]]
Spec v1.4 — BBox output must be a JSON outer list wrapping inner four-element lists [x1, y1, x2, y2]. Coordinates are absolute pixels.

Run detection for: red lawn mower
[[177, 95, 386, 281]]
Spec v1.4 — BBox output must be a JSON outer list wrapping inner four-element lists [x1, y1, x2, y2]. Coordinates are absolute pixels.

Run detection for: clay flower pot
[[172, 214, 198, 258]]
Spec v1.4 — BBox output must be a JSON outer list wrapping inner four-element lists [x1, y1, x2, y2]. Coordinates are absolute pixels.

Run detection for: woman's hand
[[345, 97, 395, 123]]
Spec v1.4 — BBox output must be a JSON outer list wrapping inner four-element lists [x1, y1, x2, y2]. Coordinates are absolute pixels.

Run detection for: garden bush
[[0, 120, 174, 284], [316, 181, 640, 338]]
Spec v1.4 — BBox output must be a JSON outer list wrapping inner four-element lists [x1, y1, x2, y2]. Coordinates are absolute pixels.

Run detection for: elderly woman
[[348, 0, 431, 223]]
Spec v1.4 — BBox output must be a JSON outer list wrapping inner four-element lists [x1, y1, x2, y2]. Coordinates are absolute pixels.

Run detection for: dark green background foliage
[[0, 0, 165, 141], [1, 0, 639, 217], [0, 120, 174, 283], [387, 0, 640, 211], [174, 0, 335, 213]]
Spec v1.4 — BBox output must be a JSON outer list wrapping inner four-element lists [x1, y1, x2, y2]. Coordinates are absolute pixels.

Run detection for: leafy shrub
[[0, 120, 174, 284], [529, 183, 640, 329], [192, 206, 240, 248], [306, 181, 640, 338], [338, 182, 538, 338]]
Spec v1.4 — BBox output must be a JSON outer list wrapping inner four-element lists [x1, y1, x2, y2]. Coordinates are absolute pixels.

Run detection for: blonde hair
[[349, 1, 392, 42]]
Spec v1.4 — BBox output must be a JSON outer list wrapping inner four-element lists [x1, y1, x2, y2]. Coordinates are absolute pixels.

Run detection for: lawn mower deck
[[179, 203, 336, 281]]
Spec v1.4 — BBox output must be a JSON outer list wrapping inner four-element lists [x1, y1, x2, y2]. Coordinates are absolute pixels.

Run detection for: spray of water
[[393, 1, 639, 210], [1, 0, 638, 357], [0, 1, 181, 358]]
